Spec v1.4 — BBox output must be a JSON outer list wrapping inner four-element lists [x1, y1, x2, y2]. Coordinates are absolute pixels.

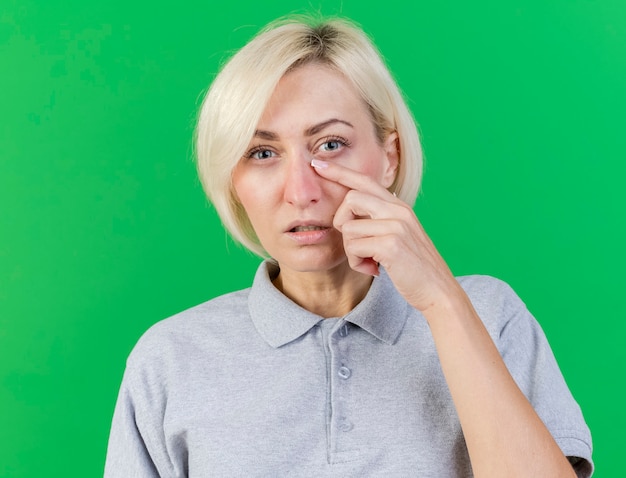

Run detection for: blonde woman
[[105, 17, 592, 477]]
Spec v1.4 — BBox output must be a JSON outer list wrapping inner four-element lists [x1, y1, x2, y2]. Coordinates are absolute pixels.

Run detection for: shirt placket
[[324, 320, 355, 464]]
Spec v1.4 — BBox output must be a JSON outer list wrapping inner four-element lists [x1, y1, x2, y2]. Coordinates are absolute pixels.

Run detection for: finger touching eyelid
[[310, 160, 383, 192], [310, 158, 329, 169]]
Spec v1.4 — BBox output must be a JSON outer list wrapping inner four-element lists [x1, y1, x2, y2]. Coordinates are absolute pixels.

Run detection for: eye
[[316, 136, 351, 154], [246, 147, 276, 161], [320, 140, 342, 151]]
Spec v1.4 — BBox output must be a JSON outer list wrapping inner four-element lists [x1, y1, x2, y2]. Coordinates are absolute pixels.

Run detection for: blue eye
[[318, 136, 350, 153], [320, 140, 342, 151], [248, 148, 276, 160]]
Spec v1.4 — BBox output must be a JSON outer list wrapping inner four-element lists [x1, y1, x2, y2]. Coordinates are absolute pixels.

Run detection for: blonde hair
[[195, 16, 423, 257]]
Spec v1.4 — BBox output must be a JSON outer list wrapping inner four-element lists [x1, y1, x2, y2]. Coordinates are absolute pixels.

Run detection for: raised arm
[[311, 158, 578, 478]]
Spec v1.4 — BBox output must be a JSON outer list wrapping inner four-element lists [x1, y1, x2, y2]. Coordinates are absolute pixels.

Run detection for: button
[[338, 418, 353, 432], [338, 366, 351, 379], [339, 324, 349, 337]]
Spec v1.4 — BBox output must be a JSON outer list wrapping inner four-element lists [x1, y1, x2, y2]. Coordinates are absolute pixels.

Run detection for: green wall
[[1, 0, 624, 475]]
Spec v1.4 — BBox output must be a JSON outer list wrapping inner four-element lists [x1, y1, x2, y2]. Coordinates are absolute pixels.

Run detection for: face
[[232, 63, 398, 276]]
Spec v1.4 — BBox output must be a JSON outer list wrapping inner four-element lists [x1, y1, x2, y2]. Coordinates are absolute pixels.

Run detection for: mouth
[[289, 225, 328, 233], [284, 222, 333, 244]]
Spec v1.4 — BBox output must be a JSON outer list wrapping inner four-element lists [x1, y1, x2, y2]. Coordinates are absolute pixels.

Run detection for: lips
[[284, 221, 333, 245], [285, 220, 331, 233], [290, 225, 327, 232]]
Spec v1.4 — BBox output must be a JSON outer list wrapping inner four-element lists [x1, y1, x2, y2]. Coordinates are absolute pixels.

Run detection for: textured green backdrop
[[1, 0, 624, 476]]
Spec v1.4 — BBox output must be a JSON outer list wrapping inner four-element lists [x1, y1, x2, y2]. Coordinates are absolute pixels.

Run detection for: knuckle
[[340, 220, 354, 235], [383, 234, 403, 255], [333, 213, 345, 230], [398, 203, 416, 220], [344, 189, 359, 203]]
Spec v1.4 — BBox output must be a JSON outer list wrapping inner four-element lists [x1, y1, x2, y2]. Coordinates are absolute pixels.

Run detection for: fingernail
[[310, 159, 328, 169]]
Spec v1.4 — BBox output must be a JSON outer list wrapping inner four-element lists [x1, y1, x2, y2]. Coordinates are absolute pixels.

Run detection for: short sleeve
[[469, 277, 594, 477], [104, 333, 185, 478], [104, 373, 161, 477]]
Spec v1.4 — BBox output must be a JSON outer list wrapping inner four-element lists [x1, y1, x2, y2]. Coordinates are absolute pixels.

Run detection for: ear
[[380, 131, 400, 189]]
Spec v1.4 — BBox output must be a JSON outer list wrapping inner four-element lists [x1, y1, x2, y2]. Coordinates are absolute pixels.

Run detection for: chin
[[273, 248, 348, 274]]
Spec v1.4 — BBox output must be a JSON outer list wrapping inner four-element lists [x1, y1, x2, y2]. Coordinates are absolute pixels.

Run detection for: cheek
[[232, 165, 284, 224], [232, 168, 260, 215], [344, 151, 388, 183]]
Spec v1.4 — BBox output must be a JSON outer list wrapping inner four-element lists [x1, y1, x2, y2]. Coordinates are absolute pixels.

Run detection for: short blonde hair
[[195, 16, 423, 257]]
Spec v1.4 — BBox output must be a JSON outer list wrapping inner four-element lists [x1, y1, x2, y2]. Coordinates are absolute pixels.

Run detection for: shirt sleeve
[[482, 278, 594, 478], [104, 374, 161, 478], [104, 335, 183, 478]]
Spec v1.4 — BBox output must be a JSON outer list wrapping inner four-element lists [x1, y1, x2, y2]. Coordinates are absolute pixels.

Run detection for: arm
[[311, 158, 579, 478], [421, 283, 577, 478], [104, 379, 161, 477], [104, 341, 182, 478]]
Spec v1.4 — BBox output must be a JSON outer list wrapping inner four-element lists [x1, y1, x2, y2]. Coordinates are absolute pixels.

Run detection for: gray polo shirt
[[105, 261, 593, 477]]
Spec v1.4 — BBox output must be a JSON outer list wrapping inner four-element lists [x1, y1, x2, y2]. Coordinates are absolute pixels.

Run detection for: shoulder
[[125, 287, 253, 369], [453, 275, 556, 375], [456, 274, 519, 304], [454, 275, 532, 339]]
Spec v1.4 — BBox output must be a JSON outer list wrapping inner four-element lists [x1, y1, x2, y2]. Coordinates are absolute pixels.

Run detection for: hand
[[312, 160, 580, 478], [311, 158, 462, 313]]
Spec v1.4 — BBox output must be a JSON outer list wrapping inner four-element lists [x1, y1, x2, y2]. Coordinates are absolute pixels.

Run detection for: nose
[[282, 153, 323, 208]]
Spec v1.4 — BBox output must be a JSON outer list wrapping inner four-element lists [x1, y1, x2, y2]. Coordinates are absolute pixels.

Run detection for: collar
[[248, 261, 410, 348]]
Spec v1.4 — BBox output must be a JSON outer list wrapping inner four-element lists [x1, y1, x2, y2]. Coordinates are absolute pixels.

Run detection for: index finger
[[310, 159, 391, 199]]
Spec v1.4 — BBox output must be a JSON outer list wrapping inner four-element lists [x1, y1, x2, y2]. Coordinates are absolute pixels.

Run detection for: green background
[[1, 0, 624, 476]]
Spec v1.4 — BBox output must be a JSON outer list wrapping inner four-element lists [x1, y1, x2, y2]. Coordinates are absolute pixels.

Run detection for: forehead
[[257, 63, 371, 130]]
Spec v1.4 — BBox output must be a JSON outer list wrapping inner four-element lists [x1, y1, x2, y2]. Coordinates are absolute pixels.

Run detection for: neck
[[272, 263, 374, 318]]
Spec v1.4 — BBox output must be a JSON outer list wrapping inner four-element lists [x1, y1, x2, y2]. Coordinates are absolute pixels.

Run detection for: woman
[[105, 17, 593, 477]]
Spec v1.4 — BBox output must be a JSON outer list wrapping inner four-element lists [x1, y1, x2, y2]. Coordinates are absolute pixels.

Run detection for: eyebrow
[[253, 130, 279, 141], [305, 118, 353, 136], [253, 118, 354, 141]]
